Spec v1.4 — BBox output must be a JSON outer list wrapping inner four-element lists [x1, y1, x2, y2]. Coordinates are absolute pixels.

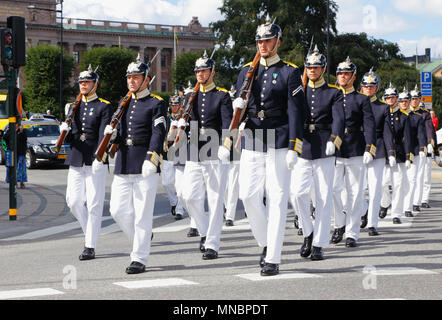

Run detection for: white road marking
[[114, 278, 198, 289], [0, 288, 64, 300], [361, 267, 438, 276], [236, 272, 322, 281]]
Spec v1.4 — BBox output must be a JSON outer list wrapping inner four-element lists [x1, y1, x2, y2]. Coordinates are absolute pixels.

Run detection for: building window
[[73, 51, 79, 64], [162, 81, 167, 92], [161, 54, 166, 67]]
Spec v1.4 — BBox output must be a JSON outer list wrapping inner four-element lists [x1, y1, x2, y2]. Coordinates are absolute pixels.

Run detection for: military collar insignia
[[200, 82, 216, 92], [370, 95, 377, 103], [390, 106, 399, 113], [308, 77, 325, 88], [260, 54, 280, 67], [342, 86, 355, 95], [82, 92, 98, 103], [132, 88, 150, 99]]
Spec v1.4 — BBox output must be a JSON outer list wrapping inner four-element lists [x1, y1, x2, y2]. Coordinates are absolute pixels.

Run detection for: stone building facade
[[1, 0, 215, 92]]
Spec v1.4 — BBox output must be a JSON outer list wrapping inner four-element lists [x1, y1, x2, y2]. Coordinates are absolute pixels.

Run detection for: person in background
[[4, 123, 28, 189], [430, 110, 438, 131]]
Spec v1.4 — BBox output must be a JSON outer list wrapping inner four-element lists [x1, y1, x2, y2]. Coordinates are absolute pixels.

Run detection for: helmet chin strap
[[256, 35, 280, 59], [339, 70, 356, 89], [136, 73, 150, 94]]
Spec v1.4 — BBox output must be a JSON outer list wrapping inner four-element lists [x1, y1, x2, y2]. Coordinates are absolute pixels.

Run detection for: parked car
[[1, 114, 69, 169]]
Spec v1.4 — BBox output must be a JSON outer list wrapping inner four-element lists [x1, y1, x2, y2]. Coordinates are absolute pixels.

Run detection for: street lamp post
[[27, 0, 64, 121]]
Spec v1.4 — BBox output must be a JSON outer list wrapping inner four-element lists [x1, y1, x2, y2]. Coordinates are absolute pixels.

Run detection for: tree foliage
[[79, 47, 136, 108], [22, 45, 74, 117]]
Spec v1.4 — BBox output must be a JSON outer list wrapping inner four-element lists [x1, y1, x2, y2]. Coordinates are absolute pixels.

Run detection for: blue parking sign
[[421, 72, 432, 83]]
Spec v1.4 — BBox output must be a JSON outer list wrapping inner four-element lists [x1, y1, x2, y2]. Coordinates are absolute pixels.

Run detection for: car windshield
[[24, 124, 60, 137]]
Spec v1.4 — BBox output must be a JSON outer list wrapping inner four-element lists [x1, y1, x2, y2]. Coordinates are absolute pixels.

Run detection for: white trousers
[[290, 157, 335, 248], [161, 160, 185, 215], [381, 163, 409, 218], [404, 156, 424, 212], [422, 157, 432, 203], [224, 161, 240, 221], [333, 156, 366, 241], [66, 165, 107, 249], [366, 158, 385, 228], [110, 173, 159, 265], [413, 156, 427, 206], [239, 148, 290, 264], [182, 160, 228, 252], [175, 165, 197, 229]]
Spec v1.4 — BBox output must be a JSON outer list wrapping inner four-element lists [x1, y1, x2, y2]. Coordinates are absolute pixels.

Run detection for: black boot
[[260, 262, 279, 276], [199, 236, 206, 252], [405, 211, 414, 217], [331, 226, 345, 244], [297, 228, 303, 236], [259, 246, 267, 267], [421, 202, 430, 208], [171, 205, 176, 216], [368, 227, 379, 236], [300, 232, 313, 258], [379, 206, 388, 219], [79, 247, 95, 261], [294, 215, 299, 229], [187, 228, 199, 237], [125, 261, 145, 274], [310, 246, 324, 260], [360, 211, 368, 229]]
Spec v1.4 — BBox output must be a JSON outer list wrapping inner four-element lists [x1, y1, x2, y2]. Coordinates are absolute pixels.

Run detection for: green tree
[[210, 0, 338, 67], [23, 45, 74, 117], [79, 47, 136, 108]]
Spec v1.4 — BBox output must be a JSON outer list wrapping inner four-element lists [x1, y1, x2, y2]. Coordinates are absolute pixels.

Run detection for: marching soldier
[[62, 65, 113, 260], [107, 54, 167, 274], [290, 45, 344, 260], [410, 86, 436, 209], [179, 51, 233, 260], [380, 83, 412, 224], [233, 16, 306, 275], [400, 88, 427, 217], [331, 57, 376, 248], [359, 68, 395, 236]]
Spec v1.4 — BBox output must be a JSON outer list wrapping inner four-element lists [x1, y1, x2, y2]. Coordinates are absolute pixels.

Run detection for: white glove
[[171, 120, 179, 128], [388, 156, 397, 167], [239, 121, 246, 132], [427, 144, 434, 154], [405, 160, 411, 169], [142, 160, 157, 178], [233, 97, 246, 110], [363, 151, 373, 164], [218, 146, 230, 162], [177, 118, 188, 128], [325, 141, 336, 156], [92, 159, 103, 174], [419, 151, 426, 159], [60, 122, 70, 133], [104, 124, 115, 136], [286, 150, 298, 170]]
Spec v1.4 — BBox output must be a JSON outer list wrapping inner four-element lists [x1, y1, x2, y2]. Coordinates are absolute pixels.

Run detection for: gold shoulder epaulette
[[216, 87, 229, 93], [150, 94, 164, 101], [98, 98, 110, 104], [283, 61, 299, 69], [327, 84, 340, 90], [400, 110, 409, 116], [242, 62, 252, 68]]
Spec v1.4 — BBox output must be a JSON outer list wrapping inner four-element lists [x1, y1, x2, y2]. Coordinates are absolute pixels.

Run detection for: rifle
[[54, 93, 82, 154], [302, 35, 314, 91], [229, 51, 260, 132], [94, 91, 132, 162]]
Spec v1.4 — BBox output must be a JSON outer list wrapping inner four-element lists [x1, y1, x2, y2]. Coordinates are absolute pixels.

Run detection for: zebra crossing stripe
[[0, 288, 64, 300], [236, 272, 322, 281], [114, 278, 198, 289], [361, 267, 438, 276]]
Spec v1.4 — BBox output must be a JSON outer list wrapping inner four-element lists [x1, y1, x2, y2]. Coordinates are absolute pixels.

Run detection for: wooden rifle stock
[[94, 91, 132, 162], [54, 93, 82, 154], [173, 82, 201, 146], [229, 52, 260, 132]]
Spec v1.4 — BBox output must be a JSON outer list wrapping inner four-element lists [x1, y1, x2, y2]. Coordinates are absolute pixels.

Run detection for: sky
[[62, 0, 442, 59]]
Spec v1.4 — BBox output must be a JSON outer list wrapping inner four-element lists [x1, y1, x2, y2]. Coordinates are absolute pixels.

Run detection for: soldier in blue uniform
[[399, 88, 427, 217], [289, 45, 344, 260], [107, 54, 167, 274], [410, 85, 435, 210], [359, 68, 395, 236], [380, 83, 412, 224], [331, 57, 376, 248], [233, 16, 306, 275], [179, 51, 233, 260], [61, 65, 113, 260]]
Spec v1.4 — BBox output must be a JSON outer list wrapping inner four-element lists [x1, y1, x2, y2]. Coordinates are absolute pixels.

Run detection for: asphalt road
[[0, 159, 441, 312]]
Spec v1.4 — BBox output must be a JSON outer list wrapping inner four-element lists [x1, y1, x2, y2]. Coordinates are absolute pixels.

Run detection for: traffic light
[[1, 16, 26, 68]]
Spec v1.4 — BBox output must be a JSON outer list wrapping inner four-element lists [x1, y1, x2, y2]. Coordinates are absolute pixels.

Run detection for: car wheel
[[26, 149, 36, 169]]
